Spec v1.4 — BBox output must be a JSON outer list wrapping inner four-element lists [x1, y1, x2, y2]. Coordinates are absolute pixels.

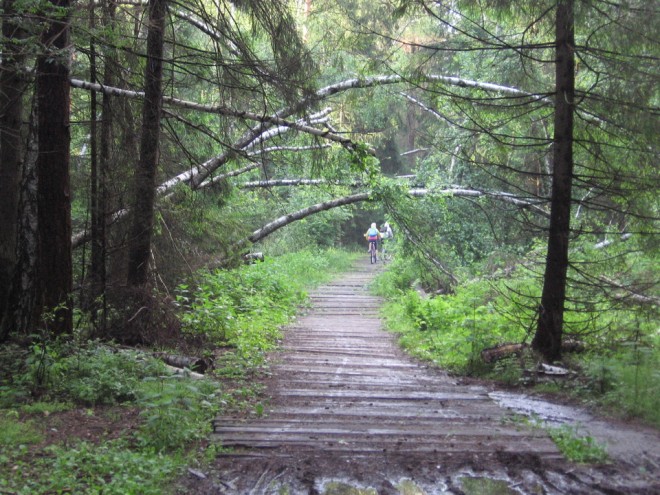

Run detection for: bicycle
[[368, 240, 378, 264], [380, 241, 391, 263]]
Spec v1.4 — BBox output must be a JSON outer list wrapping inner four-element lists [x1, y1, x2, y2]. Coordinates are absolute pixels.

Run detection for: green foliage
[[0, 339, 226, 494], [582, 343, 660, 427], [177, 249, 357, 376], [136, 378, 220, 452], [349, 144, 381, 184], [548, 425, 609, 464], [27, 343, 167, 406], [1, 440, 181, 495], [385, 282, 527, 372], [0, 412, 43, 447], [19, 401, 74, 415], [369, 256, 419, 298]]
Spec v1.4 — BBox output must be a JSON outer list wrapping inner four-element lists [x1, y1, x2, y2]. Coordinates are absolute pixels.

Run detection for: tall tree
[[0, 106, 39, 340], [0, 0, 28, 336], [35, 0, 73, 335], [532, 0, 575, 361], [126, 0, 167, 286]]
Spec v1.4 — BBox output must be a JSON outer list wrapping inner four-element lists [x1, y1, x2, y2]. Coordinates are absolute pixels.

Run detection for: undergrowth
[[177, 248, 356, 378], [0, 249, 357, 494], [373, 257, 660, 427], [547, 424, 609, 464]]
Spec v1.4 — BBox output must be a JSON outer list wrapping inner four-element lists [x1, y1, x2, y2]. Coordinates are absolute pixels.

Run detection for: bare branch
[[408, 188, 550, 218], [239, 179, 328, 188], [246, 192, 371, 245], [248, 144, 332, 156]]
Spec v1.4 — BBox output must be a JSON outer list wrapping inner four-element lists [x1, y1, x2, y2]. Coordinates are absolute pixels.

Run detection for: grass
[[0, 413, 44, 447]]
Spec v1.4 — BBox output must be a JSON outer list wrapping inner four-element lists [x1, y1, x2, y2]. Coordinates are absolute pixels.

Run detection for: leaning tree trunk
[[126, 0, 167, 286], [532, 0, 575, 362], [0, 0, 28, 336], [36, 0, 73, 335]]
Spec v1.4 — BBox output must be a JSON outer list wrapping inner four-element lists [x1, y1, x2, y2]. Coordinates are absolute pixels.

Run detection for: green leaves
[[389, 282, 524, 371], [548, 425, 608, 464], [348, 143, 380, 184], [176, 249, 356, 376], [136, 379, 220, 452]]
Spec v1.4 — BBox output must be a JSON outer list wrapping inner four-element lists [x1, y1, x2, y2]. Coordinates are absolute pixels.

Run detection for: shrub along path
[[183, 260, 657, 494]]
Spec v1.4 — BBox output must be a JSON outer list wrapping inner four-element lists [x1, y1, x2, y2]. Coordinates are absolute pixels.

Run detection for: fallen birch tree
[[233, 186, 551, 250], [68, 72, 559, 250]]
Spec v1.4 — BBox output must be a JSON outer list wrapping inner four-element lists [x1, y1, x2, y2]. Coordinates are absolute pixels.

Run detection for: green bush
[[386, 284, 526, 372], [368, 257, 418, 298], [548, 424, 608, 464], [0, 412, 43, 447], [29, 344, 167, 406], [583, 344, 660, 426], [176, 248, 356, 351], [136, 378, 221, 452]]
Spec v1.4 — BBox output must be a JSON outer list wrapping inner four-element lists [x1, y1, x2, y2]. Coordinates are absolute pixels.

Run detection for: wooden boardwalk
[[211, 261, 559, 458], [179, 260, 655, 494]]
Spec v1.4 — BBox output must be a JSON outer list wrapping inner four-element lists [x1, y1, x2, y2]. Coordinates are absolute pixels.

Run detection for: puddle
[[458, 476, 519, 495], [490, 390, 660, 472], [321, 481, 377, 495], [318, 478, 451, 495], [396, 479, 428, 495], [489, 391, 591, 426]]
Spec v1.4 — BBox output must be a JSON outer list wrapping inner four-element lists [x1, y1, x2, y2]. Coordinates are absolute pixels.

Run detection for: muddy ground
[[178, 261, 659, 495]]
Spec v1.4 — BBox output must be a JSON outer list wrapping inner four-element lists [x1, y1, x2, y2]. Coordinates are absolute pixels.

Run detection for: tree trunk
[[92, 0, 118, 331], [88, 0, 116, 326], [532, 0, 575, 362], [127, 0, 167, 286], [0, 107, 39, 339], [0, 0, 28, 335], [36, 0, 73, 335], [88, 0, 102, 308]]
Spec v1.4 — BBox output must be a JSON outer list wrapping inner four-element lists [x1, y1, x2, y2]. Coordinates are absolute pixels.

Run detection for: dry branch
[[247, 192, 371, 244]]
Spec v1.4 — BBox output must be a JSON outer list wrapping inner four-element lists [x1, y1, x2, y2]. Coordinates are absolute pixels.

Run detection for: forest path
[[183, 259, 657, 494]]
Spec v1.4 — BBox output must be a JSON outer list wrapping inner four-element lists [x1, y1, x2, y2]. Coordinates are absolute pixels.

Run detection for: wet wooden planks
[[212, 260, 560, 459]]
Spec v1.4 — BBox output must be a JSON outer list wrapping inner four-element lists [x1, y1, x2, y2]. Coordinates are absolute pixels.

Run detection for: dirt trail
[[182, 260, 659, 494]]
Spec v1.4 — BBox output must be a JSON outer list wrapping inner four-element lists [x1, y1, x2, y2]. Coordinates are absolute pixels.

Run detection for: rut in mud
[[182, 260, 659, 495]]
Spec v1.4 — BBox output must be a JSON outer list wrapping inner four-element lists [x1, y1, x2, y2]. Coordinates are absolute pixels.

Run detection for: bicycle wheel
[[370, 242, 377, 264]]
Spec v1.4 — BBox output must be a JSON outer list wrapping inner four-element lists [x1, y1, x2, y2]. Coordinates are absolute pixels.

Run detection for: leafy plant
[[548, 424, 609, 464], [177, 249, 357, 376], [31, 344, 167, 406], [136, 378, 220, 452], [582, 344, 660, 426], [384, 282, 527, 372], [2, 440, 181, 495]]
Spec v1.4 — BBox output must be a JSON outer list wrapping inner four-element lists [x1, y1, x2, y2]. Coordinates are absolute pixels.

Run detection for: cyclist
[[380, 222, 393, 259], [364, 222, 381, 262]]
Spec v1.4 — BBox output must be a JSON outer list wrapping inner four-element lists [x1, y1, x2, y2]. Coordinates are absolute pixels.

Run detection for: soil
[[33, 260, 660, 494]]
